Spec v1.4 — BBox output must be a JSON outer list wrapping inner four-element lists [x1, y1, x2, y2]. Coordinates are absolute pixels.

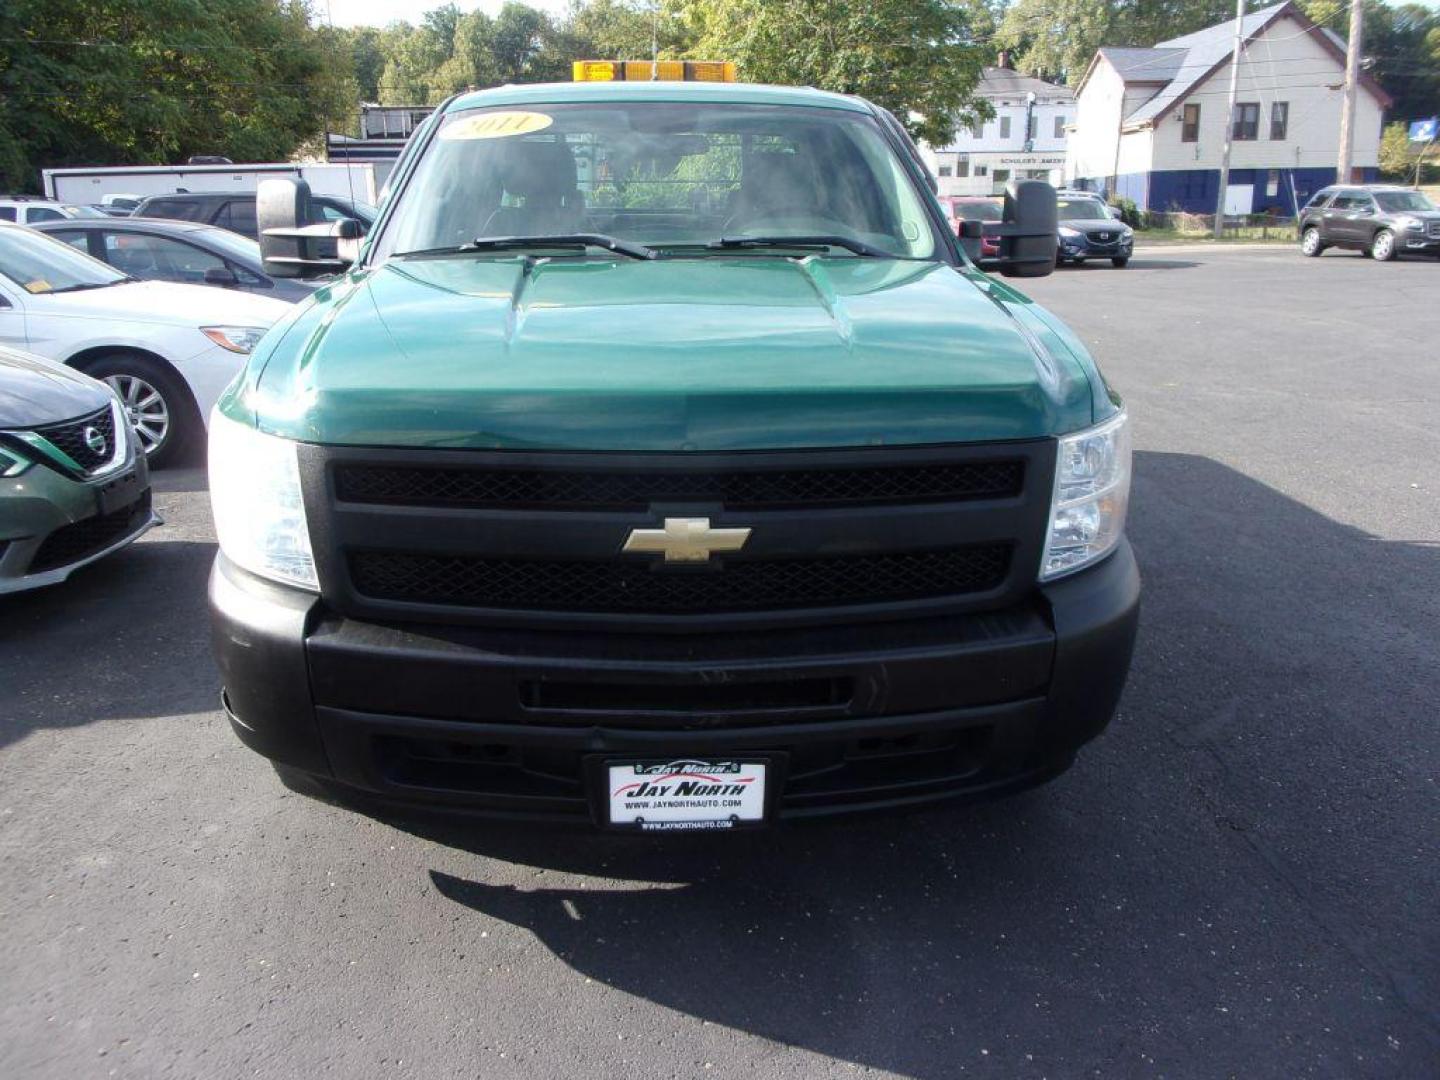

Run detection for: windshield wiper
[[400, 234, 655, 260], [705, 235, 892, 258]]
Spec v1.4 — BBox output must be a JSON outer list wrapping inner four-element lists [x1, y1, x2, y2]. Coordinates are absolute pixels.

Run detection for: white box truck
[[42, 162, 376, 206]]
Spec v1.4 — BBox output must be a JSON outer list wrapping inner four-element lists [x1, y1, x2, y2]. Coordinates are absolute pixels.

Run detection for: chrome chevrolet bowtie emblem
[[83, 425, 106, 455], [623, 517, 751, 563]]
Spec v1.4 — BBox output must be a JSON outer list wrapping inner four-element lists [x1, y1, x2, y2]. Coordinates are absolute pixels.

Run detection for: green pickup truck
[[207, 79, 1138, 831]]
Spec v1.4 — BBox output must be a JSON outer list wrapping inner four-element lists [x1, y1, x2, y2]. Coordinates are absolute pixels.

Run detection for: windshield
[[1057, 198, 1111, 222], [0, 225, 128, 293], [1374, 190, 1435, 213], [376, 102, 939, 260]]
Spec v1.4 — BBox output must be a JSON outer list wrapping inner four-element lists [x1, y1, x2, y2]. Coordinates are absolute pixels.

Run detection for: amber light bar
[[573, 60, 737, 82]]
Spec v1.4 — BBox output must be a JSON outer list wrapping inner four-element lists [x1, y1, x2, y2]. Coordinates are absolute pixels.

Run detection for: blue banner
[[1409, 117, 1438, 142]]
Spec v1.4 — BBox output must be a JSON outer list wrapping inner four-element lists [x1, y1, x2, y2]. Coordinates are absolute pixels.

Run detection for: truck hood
[[247, 256, 1098, 451], [0, 346, 112, 427]]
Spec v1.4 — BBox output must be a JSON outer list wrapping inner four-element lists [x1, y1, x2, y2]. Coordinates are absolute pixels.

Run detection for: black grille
[[32, 406, 116, 474], [334, 460, 1024, 511], [349, 545, 1011, 614], [30, 491, 150, 573]]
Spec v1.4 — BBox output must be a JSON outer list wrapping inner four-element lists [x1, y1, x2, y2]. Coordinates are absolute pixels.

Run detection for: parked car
[[943, 196, 1004, 265], [1056, 195, 1133, 267], [209, 80, 1137, 829], [132, 191, 377, 241], [1298, 185, 1440, 261], [0, 197, 110, 226], [35, 218, 323, 302], [0, 222, 290, 467], [0, 344, 157, 593]]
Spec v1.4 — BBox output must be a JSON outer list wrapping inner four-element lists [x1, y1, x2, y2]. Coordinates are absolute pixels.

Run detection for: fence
[[1143, 211, 1298, 240]]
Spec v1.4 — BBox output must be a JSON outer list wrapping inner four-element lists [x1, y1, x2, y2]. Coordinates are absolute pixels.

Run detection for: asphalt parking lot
[[2, 245, 1437, 1079]]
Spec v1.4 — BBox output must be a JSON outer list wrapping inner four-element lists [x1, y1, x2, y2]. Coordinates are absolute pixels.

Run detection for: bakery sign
[[993, 153, 1066, 168]]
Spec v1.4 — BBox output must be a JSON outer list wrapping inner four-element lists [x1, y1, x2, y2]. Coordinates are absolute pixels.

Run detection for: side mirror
[[996, 180, 1058, 279], [203, 265, 239, 287], [958, 219, 985, 239], [257, 178, 353, 278]]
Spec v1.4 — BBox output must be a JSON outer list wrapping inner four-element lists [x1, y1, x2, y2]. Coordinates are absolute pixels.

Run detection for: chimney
[[997, 50, 1012, 69]]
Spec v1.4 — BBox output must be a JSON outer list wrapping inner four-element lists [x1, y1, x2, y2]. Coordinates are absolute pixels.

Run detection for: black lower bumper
[[209, 540, 1140, 823]]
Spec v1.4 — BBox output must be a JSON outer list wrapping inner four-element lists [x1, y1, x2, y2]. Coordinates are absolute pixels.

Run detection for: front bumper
[[0, 450, 156, 594], [210, 539, 1140, 824], [1399, 230, 1440, 252], [1060, 234, 1133, 260]]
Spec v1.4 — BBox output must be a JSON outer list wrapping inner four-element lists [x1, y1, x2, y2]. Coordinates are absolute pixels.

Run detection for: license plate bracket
[[95, 467, 142, 517], [594, 756, 782, 833]]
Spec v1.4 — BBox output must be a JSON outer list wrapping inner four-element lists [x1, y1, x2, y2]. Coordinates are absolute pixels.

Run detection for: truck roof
[[447, 80, 871, 115]]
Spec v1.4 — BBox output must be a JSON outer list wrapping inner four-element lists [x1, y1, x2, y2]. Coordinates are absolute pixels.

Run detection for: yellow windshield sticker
[[440, 111, 554, 141], [25, 279, 52, 294]]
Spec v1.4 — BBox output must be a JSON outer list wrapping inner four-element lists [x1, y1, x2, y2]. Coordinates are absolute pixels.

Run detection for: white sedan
[[0, 222, 291, 467]]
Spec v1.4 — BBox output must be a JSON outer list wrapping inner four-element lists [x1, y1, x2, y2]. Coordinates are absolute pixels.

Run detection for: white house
[[924, 67, 1074, 196], [1065, 1, 1389, 215]]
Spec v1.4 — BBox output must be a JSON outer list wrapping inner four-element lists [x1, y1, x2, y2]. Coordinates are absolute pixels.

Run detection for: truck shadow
[[376, 449, 1439, 1076]]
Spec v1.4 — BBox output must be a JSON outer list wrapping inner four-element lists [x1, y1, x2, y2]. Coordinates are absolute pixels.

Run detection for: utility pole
[[1336, 0, 1365, 184], [1214, 0, 1246, 240]]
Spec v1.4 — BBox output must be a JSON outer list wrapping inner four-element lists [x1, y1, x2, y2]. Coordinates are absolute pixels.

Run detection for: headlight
[[1040, 410, 1131, 581], [1058, 226, 1082, 238], [0, 444, 32, 477], [201, 326, 268, 354], [208, 410, 317, 590]]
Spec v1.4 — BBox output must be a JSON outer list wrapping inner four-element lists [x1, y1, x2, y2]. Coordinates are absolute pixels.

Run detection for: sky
[[318, 0, 573, 26]]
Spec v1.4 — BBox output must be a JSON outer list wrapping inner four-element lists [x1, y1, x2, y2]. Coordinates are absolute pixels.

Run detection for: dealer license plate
[[605, 759, 768, 832]]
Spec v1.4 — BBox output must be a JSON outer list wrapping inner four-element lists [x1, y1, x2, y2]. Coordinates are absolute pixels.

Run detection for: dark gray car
[[0, 345, 156, 593], [131, 191, 376, 241], [34, 218, 321, 302], [1298, 185, 1440, 261], [1055, 196, 1134, 268]]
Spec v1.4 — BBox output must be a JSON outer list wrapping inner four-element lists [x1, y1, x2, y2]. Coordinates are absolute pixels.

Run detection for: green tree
[[1378, 120, 1415, 178], [998, 0, 1237, 82], [685, 0, 991, 144], [0, 0, 354, 190]]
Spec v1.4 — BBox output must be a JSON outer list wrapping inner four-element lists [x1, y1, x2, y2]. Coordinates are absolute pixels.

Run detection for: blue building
[[1065, 1, 1390, 216]]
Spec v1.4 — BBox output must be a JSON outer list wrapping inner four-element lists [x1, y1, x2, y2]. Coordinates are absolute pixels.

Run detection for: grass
[[1135, 226, 1296, 245]]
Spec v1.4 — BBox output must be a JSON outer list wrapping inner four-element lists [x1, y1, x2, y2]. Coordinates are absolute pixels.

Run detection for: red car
[[942, 196, 1003, 263]]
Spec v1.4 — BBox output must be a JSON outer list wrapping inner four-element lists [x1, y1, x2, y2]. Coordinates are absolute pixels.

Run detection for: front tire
[[79, 353, 195, 468], [1111, 256, 1129, 268], [1370, 229, 1397, 262], [1300, 227, 1324, 257]]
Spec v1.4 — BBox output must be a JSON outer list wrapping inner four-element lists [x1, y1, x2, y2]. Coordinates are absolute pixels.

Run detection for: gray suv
[[1299, 185, 1440, 261]]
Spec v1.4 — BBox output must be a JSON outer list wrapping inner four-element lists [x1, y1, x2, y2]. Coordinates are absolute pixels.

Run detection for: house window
[[974, 165, 988, 177], [1267, 170, 1280, 197], [1054, 115, 1066, 138], [972, 121, 984, 139], [1233, 102, 1260, 141], [1270, 101, 1289, 140], [1182, 103, 1200, 143], [993, 168, 1010, 183], [955, 158, 970, 178], [999, 116, 1011, 139], [939, 165, 952, 177]]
